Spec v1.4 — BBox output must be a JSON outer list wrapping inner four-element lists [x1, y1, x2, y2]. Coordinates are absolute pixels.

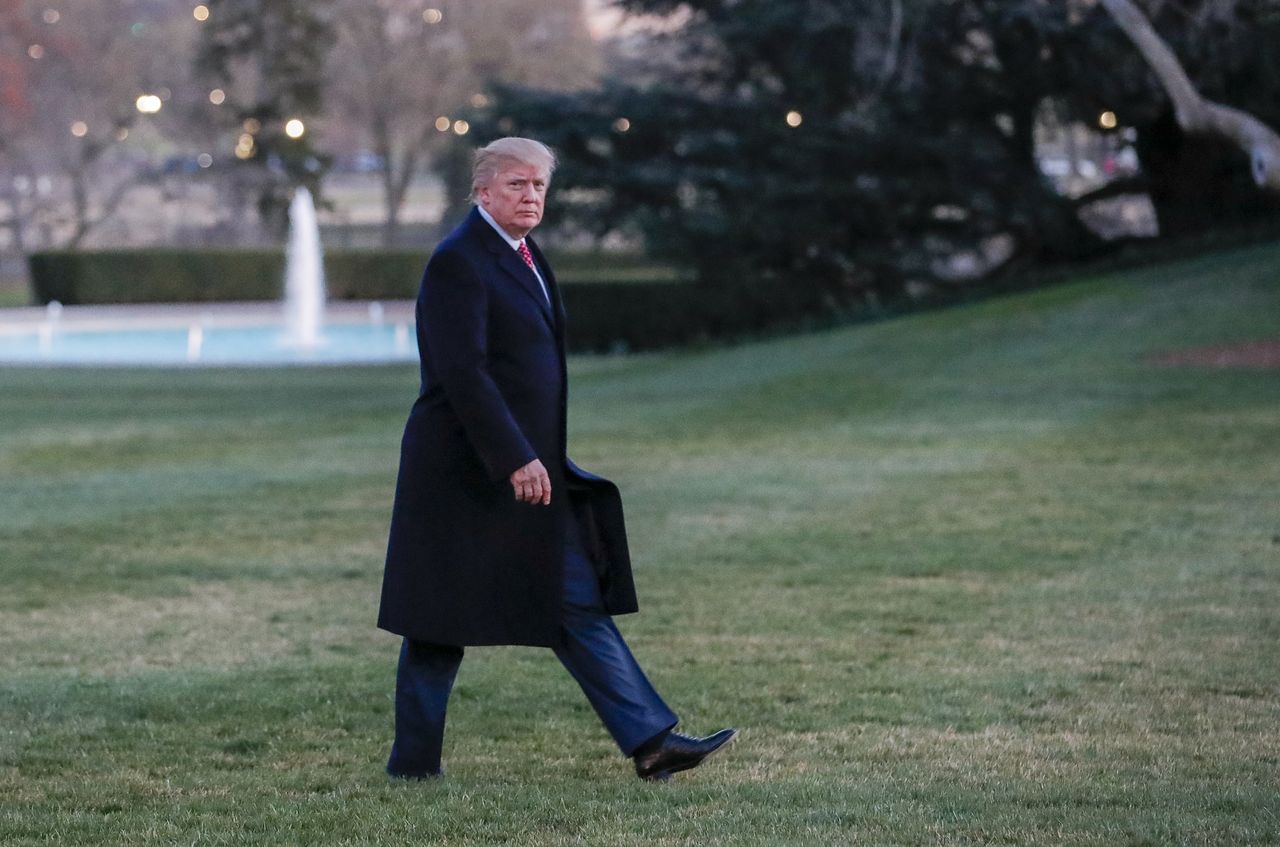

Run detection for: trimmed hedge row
[[28, 249, 428, 304], [26, 248, 689, 305], [26, 248, 817, 352]]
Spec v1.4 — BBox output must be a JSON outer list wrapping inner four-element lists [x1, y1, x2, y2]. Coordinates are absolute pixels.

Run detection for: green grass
[[2, 243, 1279, 845], [0, 273, 29, 307]]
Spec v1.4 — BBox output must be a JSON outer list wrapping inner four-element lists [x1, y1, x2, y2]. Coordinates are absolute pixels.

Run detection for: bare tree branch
[[1100, 0, 1280, 191]]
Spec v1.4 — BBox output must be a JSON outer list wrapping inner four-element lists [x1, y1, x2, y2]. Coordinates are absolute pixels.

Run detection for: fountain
[[0, 187, 418, 366], [38, 300, 62, 354], [282, 187, 326, 349]]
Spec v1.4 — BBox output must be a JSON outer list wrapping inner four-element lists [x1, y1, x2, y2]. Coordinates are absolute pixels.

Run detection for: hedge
[[26, 248, 819, 352], [27, 249, 428, 304]]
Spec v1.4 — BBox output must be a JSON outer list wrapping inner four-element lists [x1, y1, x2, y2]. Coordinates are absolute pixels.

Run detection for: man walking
[[378, 137, 735, 781]]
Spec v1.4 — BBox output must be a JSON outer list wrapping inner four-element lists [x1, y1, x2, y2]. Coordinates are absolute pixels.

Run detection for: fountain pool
[[0, 301, 417, 366], [0, 187, 419, 367]]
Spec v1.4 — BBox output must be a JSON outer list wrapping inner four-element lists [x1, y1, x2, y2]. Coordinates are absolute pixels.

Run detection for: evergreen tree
[[196, 0, 334, 236], [484, 0, 1280, 306]]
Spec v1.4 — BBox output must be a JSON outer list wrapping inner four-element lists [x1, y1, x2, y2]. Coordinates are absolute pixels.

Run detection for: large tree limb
[[1099, 0, 1280, 191]]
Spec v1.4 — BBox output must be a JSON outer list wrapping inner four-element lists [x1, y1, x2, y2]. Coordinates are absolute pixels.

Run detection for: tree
[[487, 0, 1280, 307], [326, 0, 601, 246], [0, 0, 186, 249], [487, 1, 1107, 304], [1092, 0, 1280, 236], [196, 0, 335, 236], [1101, 0, 1280, 190]]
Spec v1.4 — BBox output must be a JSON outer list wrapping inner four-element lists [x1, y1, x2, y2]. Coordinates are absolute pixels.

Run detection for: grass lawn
[[1, 244, 1278, 845]]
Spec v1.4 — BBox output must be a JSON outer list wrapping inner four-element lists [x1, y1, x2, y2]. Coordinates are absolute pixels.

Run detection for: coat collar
[[464, 207, 559, 327]]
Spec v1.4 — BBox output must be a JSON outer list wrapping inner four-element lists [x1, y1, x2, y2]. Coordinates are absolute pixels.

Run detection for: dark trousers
[[386, 523, 678, 777]]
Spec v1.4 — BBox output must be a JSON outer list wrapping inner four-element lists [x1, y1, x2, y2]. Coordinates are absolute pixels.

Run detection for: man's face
[[478, 161, 548, 239]]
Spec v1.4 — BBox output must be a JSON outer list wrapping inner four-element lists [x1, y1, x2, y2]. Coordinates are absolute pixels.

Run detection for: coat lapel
[[495, 249, 555, 327], [464, 208, 555, 327], [526, 236, 565, 333]]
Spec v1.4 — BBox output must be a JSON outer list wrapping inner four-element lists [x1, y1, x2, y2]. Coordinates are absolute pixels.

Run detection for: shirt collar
[[476, 205, 525, 251]]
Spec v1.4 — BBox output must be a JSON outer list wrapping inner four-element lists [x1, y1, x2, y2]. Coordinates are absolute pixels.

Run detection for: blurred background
[[0, 0, 1278, 327]]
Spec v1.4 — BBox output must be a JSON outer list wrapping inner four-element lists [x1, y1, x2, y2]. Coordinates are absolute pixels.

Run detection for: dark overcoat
[[378, 208, 638, 647]]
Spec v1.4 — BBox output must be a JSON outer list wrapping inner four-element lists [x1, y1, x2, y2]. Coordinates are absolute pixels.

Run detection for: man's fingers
[[509, 462, 551, 505]]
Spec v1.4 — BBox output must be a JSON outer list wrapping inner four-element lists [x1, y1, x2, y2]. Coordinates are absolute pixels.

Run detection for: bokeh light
[[285, 118, 306, 139], [27, 44, 44, 59], [70, 121, 88, 137], [785, 110, 803, 127], [452, 120, 470, 136], [1099, 110, 1118, 130], [193, 5, 210, 22], [42, 9, 60, 24], [136, 94, 163, 114], [435, 116, 451, 132], [423, 9, 443, 24], [613, 117, 631, 133], [209, 88, 226, 105], [197, 153, 213, 168]]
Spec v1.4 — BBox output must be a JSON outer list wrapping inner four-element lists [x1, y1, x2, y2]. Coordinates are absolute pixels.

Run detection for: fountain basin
[[0, 301, 417, 367]]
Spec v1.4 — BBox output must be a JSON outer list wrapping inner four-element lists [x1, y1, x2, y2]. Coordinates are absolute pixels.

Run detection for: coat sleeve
[[421, 247, 537, 481]]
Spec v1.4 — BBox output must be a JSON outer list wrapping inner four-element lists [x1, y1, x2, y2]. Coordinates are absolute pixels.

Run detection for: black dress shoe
[[633, 728, 737, 781]]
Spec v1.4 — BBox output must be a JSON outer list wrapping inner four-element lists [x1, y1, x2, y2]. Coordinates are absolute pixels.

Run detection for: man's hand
[[509, 459, 551, 505]]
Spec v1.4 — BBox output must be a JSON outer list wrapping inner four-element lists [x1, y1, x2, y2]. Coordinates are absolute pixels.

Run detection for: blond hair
[[471, 137, 557, 199]]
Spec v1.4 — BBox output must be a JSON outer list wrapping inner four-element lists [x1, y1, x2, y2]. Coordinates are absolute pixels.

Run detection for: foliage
[[0, 1, 194, 249], [486, 0, 1280, 306], [195, 0, 336, 233], [3, 243, 1280, 844]]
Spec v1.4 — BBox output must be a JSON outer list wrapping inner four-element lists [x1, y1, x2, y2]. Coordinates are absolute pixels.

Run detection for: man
[[378, 137, 735, 781]]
